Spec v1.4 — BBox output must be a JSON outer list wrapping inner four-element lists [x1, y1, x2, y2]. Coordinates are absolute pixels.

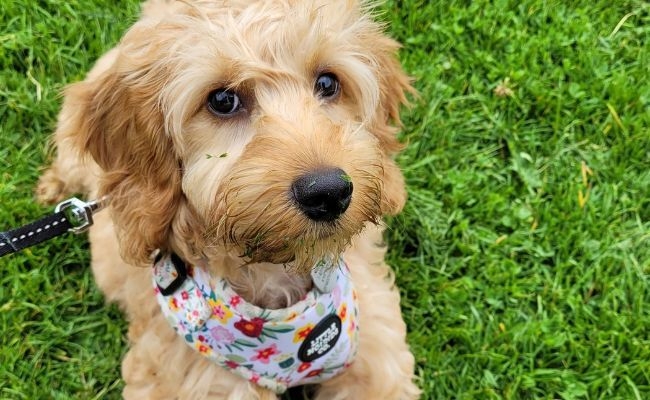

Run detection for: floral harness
[[153, 254, 359, 394]]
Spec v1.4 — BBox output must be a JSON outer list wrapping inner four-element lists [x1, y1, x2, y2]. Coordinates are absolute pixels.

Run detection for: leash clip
[[55, 197, 108, 234]]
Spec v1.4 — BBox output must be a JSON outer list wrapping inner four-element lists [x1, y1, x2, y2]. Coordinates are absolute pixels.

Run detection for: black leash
[[0, 197, 107, 257]]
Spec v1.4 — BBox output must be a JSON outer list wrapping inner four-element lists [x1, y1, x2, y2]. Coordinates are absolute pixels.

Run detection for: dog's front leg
[[121, 324, 280, 400]]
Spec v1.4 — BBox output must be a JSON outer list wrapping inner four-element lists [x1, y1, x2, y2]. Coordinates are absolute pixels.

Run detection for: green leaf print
[[261, 330, 278, 340], [315, 302, 326, 317], [235, 339, 257, 348], [265, 324, 294, 333], [225, 354, 248, 364]]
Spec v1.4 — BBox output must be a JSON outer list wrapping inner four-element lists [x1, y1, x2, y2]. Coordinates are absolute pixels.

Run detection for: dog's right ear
[[63, 46, 182, 266], [365, 34, 414, 216]]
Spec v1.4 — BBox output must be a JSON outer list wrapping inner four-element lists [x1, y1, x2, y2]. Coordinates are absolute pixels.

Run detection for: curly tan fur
[[37, 0, 420, 398]]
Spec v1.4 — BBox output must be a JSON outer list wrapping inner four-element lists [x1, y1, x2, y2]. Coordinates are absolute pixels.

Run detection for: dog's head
[[70, 0, 412, 270]]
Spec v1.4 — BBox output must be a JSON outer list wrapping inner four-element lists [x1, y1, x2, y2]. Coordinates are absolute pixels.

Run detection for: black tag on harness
[[298, 313, 342, 362]]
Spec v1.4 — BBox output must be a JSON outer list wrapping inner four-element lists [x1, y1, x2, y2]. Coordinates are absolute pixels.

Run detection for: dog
[[37, 0, 420, 398]]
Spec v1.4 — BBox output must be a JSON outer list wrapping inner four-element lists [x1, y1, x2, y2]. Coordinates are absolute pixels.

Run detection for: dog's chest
[[153, 255, 359, 394]]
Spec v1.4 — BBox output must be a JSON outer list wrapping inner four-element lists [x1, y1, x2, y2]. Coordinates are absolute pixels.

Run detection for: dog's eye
[[314, 73, 340, 99], [207, 89, 242, 116]]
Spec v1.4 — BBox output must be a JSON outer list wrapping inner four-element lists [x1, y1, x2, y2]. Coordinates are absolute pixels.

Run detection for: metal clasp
[[55, 197, 108, 234]]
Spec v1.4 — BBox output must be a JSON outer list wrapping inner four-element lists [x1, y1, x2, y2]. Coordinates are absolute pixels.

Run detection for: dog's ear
[[369, 35, 414, 215], [63, 45, 182, 266]]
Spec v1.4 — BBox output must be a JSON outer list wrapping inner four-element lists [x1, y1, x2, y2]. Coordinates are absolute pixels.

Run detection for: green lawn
[[1, 1, 649, 399]]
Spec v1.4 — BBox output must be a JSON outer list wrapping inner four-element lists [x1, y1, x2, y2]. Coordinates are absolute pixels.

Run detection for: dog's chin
[[232, 231, 351, 273], [206, 181, 383, 271], [210, 216, 369, 272]]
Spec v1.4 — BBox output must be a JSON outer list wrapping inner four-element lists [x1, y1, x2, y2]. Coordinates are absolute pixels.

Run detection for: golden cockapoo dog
[[37, 0, 419, 398]]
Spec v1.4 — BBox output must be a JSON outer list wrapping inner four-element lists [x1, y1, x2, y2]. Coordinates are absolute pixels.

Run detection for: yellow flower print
[[284, 311, 299, 322], [168, 297, 180, 312], [338, 303, 348, 322], [293, 323, 315, 343], [207, 298, 234, 323], [195, 341, 212, 356]]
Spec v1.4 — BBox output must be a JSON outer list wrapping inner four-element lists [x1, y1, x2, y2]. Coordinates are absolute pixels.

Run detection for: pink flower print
[[332, 285, 342, 304], [229, 295, 241, 307], [277, 376, 293, 387], [249, 373, 260, 384], [210, 326, 235, 345], [214, 305, 226, 319], [348, 319, 356, 335], [208, 299, 234, 323], [186, 309, 205, 327], [181, 291, 189, 300], [251, 344, 279, 364]]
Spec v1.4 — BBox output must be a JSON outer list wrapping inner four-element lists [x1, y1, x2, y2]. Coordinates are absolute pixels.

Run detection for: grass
[[1, 0, 648, 399]]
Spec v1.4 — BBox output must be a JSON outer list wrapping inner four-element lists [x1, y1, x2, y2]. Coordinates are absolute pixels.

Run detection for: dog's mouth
[[225, 219, 354, 272], [207, 168, 379, 272]]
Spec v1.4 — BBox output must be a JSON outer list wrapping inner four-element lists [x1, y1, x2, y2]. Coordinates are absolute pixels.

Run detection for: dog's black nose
[[291, 168, 353, 222]]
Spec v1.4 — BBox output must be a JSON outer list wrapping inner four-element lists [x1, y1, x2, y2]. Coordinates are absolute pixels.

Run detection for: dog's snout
[[291, 168, 353, 222]]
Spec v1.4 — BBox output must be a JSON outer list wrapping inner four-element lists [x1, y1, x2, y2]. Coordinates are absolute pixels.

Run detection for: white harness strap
[[153, 255, 359, 394]]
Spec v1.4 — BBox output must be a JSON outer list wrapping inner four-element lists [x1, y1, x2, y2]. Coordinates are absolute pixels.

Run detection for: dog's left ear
[[369, 35, 414, 215], [61, 24, 185, 266]]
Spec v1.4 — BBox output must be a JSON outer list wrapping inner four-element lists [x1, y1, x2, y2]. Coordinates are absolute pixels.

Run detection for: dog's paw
[[35, 168, 68, 205]]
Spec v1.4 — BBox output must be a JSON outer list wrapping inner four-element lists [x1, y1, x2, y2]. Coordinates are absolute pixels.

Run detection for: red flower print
[[225, 360, 239, 369], [306, 368, 324, 378], [297, 362, 311, 373], [229, 295, 241, 307], [234, 317, 265, 338], [181, 291, 189, 300], [251, 344, 278, 364], [250, 374, 260, 384], [348, 320, 356, 335]]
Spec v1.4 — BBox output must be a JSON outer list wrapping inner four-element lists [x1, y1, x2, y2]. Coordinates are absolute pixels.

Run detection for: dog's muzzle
[[291, 167, 353, 222]]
